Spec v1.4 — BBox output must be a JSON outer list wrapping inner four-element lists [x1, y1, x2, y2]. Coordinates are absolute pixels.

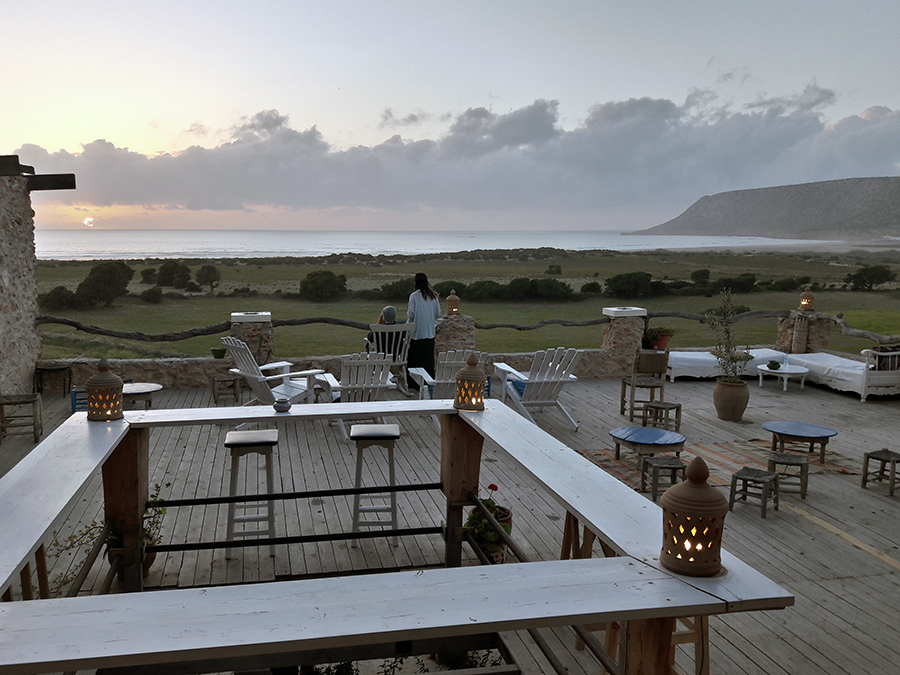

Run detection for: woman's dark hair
[[415, 272, 437, 300]]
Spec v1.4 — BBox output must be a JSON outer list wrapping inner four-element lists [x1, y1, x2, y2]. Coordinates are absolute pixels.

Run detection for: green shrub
[[300, 270, 347, 301], [39, 285, 87, 310], [140, 287, 163, 304]]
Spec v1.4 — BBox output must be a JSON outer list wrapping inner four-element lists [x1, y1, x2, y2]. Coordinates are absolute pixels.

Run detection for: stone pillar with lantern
[[436, 289, 476, 353], [776, 288, 832, 353]]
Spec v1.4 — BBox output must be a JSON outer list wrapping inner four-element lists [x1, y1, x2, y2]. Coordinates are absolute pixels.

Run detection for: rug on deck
[[578, 438, 858, 492]]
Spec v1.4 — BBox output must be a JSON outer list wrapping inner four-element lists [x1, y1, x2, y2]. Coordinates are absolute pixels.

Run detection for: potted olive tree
[[707, 289, 751, 421]]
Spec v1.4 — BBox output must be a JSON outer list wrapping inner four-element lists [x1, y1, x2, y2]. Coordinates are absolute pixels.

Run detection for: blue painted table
[[609, 426, 686, 469], [761, 420, 838, 464]]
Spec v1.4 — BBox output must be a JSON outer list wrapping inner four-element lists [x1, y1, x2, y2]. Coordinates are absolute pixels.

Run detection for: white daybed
[[667, 348, 785, 382], [786, 349, 900, 402]]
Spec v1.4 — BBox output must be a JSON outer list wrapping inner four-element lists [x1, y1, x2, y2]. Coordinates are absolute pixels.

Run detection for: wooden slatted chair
[[409, 350, 490, 430], [365, 323, 415, 396], [620, 347, 669, 422], [221, 336, 324, 406], [494, 348, 583, 430], [315, 352, 394, 440]]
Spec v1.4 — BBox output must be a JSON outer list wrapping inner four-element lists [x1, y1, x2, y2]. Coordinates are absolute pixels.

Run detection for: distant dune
[[638, 177, 900, 240]]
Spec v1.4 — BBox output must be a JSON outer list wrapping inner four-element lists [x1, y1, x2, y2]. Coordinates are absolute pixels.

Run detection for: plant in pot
[[643, 325, 675, 350], [465, 484, 512, 564], [706, 289, 751, 421]]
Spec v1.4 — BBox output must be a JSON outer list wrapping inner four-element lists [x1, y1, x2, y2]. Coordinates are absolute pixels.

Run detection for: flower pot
[[210, 347, 226, 359], [650, 334, 671, 350], [485, 507, 513, 564], [713, 380, 749, 421]]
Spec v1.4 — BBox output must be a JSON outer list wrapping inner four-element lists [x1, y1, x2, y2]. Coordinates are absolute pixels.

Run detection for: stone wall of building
[[0, 176, 41, 394]]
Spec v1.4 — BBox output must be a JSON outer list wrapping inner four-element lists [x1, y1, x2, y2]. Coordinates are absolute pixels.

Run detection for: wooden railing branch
[[34, 311, 900, 345]]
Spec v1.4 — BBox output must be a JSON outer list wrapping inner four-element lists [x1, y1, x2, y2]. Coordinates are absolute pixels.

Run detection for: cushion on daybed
[[668, 348, 784, 381], [786, 353, 866, 380]]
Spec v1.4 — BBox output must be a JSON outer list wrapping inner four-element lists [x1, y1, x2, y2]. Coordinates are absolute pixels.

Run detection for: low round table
[[610, 426, 686, 470], [122, 382, 163, 409], [757, 364, 809, 391], [761, 420, 838, 464]]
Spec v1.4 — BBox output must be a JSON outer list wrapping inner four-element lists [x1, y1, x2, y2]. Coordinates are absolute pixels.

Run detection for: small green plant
[[643, 325, 675, 347], [706, 289, 751, 383], [465, 484, 511, 561]]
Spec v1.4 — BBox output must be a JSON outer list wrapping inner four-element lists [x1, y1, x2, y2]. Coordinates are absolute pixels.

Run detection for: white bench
[[667, 348, 784, 382], [786, 350, 900, 402]]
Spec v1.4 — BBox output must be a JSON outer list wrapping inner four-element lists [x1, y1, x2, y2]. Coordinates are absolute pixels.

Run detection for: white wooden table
[[0, 399, 792, 674], [757, 364, 809, 391]]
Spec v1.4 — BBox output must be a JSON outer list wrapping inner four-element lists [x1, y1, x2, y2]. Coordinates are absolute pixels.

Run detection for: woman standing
[[406, 272, 441, 388]]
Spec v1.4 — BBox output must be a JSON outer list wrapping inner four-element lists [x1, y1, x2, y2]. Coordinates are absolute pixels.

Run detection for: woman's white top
[[407, 291, 441, 340]]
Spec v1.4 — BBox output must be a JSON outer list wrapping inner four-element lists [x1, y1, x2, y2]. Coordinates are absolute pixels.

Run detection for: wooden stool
[[0, 394, 43, 444], [641, 455, 686, 502], [730, 467, 779, 518], [768, 451, 809, 499], [643, 400, 682, 432], [224, 429, 278, 558], [349, 423, 400, 547], [861, 448, 900, 496], [213, 375, 242, 405]]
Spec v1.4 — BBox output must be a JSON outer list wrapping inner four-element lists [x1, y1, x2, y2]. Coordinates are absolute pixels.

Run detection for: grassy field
[[36, 248, 900, 359]]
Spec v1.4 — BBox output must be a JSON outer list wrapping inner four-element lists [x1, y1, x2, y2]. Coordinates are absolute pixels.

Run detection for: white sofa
[[667, 348, 785, 382], [785, 350, 900, 402]]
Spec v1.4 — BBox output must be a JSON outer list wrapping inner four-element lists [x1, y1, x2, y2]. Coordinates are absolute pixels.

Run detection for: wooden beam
[[101, 426, 149, 592], [26, 174, 75, 191]]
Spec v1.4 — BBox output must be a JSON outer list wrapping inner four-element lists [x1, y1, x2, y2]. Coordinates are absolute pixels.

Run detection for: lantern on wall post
[[85, 358, 124, 421], [454, 353, 486, 411], [659, 456, 728, 577], [799, 287, 815, 311], [446, 289, 460, 315]]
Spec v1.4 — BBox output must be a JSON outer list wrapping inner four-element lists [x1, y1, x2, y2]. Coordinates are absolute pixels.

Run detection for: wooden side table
[[610, 426, 685, 470], [762, 420, 838, 464], [33, 362, 73, 396]]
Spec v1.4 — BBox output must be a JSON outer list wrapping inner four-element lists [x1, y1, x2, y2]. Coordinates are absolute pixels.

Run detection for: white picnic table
[[0, 400, 792, 674]]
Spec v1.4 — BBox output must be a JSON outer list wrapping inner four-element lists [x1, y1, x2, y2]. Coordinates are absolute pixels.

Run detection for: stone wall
[[0, 177, 41, 394]]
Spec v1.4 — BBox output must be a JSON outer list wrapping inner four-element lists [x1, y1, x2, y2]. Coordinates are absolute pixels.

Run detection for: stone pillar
[[600, 307, 647, 377], [776, 311, 831, 353], [435, 314, 476, 354], [0, 176, 41, 394], [230, 311, 274, 365]]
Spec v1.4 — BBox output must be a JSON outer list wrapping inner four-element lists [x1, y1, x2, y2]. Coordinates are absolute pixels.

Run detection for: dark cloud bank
[[18, 84, 900, 218]]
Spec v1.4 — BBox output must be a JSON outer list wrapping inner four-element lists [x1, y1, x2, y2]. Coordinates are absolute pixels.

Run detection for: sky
[[3, 0, 900, 232]]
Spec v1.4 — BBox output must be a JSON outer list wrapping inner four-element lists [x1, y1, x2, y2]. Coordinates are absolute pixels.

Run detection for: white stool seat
[[349, 424, 400, 547], [224, 429, 278, 559]]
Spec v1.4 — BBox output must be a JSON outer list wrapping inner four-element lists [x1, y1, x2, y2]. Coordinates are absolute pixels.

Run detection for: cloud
[[17, 84, 900, 223]]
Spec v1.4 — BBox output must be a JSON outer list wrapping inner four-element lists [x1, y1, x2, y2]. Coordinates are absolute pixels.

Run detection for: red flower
[[488, 483, 499, 492]]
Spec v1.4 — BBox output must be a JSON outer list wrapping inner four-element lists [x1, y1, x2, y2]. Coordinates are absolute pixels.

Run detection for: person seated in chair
[[366, 306, 404, 358]]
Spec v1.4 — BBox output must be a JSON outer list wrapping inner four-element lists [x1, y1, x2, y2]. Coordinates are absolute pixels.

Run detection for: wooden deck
[[2, 376, 899, 675]]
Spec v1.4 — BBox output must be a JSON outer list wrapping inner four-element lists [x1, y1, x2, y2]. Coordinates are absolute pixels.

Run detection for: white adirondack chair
[[409, 350, 490, 431], [365, 323, 415, 396], [221, 336, 324, 406], [494, 348, 583, 430], [315, 352, 394, 440]]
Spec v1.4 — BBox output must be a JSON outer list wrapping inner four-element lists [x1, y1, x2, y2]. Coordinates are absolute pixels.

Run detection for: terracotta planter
[[650, 334, 671, 350], [713, 380, 749, 421]]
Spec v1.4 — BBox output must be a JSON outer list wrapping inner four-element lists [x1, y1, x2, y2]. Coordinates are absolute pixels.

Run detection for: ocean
[[33, 229, 836, 261]]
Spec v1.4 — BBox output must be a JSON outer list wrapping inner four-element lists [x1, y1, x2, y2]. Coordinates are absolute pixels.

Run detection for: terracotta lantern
[[454, 353, 486, 411], [799, 287, 815, 311], [447, 289, 460, 315], [659, 456, 728, 577], [85, 358, 124, 421]]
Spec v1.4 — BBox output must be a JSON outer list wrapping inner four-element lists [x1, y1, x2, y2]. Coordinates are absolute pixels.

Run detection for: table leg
[[782, 375, 788, 392], [759, 372, 764, 387]]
